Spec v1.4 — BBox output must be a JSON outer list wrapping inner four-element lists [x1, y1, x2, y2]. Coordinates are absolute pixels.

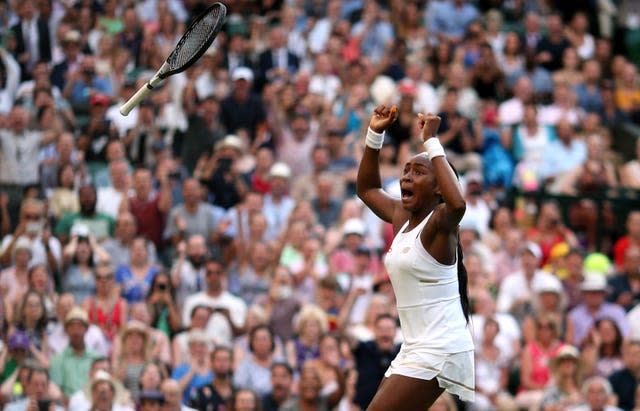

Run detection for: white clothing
[[48, 322, 110, 357], [470, 313, 522, 362], [498, 98, 524, 127], [309, 74, 341, 102], [182, 291, 247, 346], [383, 213, 474, 401], [628, 304, 640, 340], [68, 390, 134, 411], [4, 398, 64, 411], [96, 187, 126, 219], [496, 270, 556, 313], [0, 129, 42, 185], [0, 234, 62, 270]]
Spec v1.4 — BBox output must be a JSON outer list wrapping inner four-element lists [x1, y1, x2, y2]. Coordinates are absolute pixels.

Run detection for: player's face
[[399, 154, 438, 212]]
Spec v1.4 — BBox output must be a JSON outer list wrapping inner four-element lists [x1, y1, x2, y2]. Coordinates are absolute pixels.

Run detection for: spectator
[[102, 211, 158, 269], [279, 364, 343, 411], [220, 66, 267, 146], [187, 345, 232, 410], [82, 263, 128, 344], [163, 178, 225, 249], [498, 76, 533, 126], [171, 305, 212, 368], [171, 330, 213, 404], [552, 48, 584, 89], [0, 237, 32, 309], [566, 274, 630, 348], [227, 389, 262, 411], [516, 313, 566, 411], [426, 0, 478, 46], [572, 376, 622, 411], [613, 212, 640, 270], [607, 246, 640, 311], [50, 306, 101, 399], [162, 378, 197, 411], [540, 345, 586, 411], [55, 185, 116, 243], [539, 119, 587, 193], [12, 290, 50, 367], [608, 340, 640, 411], [112, 321, 151, 400], [145, 271, 181, 337], [114, 236, 159, 304], [574, 60, 604, 114], [257, 265, 300, 344], [234, 325, 279, 398], [181, 258, 247, 347], [535, 13, 570, 72], [521, 274, 566, 345], [4, 365, 63, 411], [581, 318, 625, 378], [84, 370, 134, 411], [263, 162, 295, 241], [61, 234, 106, 305], [350, 313, 400, 410]]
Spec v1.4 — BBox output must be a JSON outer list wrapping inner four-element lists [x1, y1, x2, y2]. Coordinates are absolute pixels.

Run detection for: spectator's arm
[[0, 48, 20, 101]]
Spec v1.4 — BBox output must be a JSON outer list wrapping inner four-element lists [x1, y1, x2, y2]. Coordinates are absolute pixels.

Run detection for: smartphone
[[218, 157, 233, 173], [37, 399, 51, 411]]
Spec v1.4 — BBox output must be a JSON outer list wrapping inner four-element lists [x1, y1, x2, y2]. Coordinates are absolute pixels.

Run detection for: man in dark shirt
[[351, 314, 400, 410], [607, 246, 640, 311], [220, 66, 268, 148], [189, 346, 234, 411], [608, 340, 640, 411], [262, 362, 294, 411], [536, 13, 570, 72]]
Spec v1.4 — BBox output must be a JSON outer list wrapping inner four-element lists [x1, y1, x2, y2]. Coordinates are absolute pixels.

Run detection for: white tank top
[[384, 212, 474, 354]]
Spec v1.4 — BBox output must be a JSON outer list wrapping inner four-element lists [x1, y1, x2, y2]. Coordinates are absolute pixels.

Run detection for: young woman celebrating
[[356, 106, 474, 410]]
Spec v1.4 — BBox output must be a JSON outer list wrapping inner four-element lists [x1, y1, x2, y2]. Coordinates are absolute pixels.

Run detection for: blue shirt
[[539, 139, 587, 180], [171, 364, 213, 404], [115, 265, 159, 303], [574, 84, 603, 113], [426, 1, 478, 42]]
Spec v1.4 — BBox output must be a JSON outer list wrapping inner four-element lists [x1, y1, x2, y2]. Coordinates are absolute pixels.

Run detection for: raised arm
[[356, 105, 402, 224]]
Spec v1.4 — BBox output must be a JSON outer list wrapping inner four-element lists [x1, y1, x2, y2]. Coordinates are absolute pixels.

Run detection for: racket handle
[[119, 83, 154, 116]]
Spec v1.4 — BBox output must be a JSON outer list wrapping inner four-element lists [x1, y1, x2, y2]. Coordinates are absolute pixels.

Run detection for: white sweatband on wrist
[[365, 127, 385, 150], [424, 137, 445, 161]]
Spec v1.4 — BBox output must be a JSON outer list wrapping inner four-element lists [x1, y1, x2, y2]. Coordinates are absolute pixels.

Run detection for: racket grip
[[119, 83, 153, 116]]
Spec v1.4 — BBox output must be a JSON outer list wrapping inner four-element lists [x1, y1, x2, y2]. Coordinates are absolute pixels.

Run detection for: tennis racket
[[120, 2, 228, 116]]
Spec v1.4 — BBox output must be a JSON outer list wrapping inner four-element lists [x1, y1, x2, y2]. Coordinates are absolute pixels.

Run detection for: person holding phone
[[356, 106, 474, 410], [145, 271, 182, 337], [3, 364, 64, 411]]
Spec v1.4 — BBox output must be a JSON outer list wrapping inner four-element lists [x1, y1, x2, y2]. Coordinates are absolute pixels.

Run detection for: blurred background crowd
[[1, 0, 640, 410]]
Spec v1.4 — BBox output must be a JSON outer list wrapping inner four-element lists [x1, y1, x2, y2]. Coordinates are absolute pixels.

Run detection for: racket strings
[[169, 9, 224, 70]]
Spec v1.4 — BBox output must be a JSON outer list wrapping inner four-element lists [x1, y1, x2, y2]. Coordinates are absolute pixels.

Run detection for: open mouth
[[400, 188, 414, 201]]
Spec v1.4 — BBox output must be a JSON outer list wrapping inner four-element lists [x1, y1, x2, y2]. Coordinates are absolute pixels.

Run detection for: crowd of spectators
[[1, 0, 640, 410]]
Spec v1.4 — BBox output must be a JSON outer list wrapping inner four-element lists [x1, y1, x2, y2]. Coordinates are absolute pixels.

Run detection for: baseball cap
[[343, 218, 366, 237], [523, 242, 542, 260], [231, 66, 254, 82], [90, 94, 110, 107]]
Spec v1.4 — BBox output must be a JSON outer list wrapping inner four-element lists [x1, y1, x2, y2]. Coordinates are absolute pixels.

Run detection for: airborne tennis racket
[[120, 2, 227, 116]]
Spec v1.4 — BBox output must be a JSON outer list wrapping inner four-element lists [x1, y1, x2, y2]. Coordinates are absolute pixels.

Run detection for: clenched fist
[[418, 113, 442, 141], [369, 105, 398, 133]]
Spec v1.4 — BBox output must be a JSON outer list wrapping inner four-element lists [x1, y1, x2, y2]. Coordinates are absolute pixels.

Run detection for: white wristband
[[365, 127, 385, 150], [423, 137, 445, 161]]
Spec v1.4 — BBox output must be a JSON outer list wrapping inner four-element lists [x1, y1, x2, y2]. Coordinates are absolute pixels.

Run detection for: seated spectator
[[607, 246, 640, 311], [115, 236, 160, 305], [527, 201, 579, 267], [573, 60, 604, 114], [539, 119, 587, 194], [516, 313, 566, 411], [82, 263, 128, 344], [261, 362, 294, 411], [581, 318, 625, 379], [566, 274, 630, 348], [11, 290, 50, 368], [607, 340, 640, 411], [552, 48, 583, 89], [3, 364, 64, 411], [62, 233, 110, 305], [522, 274, 566, 345], [181, 258, 247, 347], [112, 321, 151, 400], [572, 376, 623, 411], [55, 185, 116, 244], [231, 241, 274, 305], [102, 211, 158, 270], [161, 378, 197, 411], [170, 329, 214, 404], [50, 307, 102, 399], [285, 304, 326, 372], [83, 369, 134, 411], [472, 317, 517, 411], [541, 345, 586, 411], [234, 325, 279, 398]]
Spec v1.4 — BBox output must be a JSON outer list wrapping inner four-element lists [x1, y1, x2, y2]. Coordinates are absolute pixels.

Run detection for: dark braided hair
[[457, 239, 470, 323]]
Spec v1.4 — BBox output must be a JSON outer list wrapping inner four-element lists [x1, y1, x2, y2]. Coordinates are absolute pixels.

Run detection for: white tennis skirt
[[385, 348, 475, 402]]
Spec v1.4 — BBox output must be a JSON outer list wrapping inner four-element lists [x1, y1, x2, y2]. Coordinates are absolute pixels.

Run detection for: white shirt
[[182, 291, 247, 346], [96, 186, 126, 219], [68, 390, 134, 411], [106, 104, 138, 139], [0, 129, 42, 185], [470, 313, 521, 361], [498, 98, 524, 127], [0, 234, 62, 270], [496, 270, 556, 313]]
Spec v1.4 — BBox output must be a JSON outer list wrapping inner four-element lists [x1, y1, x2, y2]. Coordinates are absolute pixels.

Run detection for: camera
[[218, 157, 233, 173], [37, 400, 52, 411]]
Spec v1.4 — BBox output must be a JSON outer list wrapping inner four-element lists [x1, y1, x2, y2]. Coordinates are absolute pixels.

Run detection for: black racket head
[[160, 2, 227, 78]]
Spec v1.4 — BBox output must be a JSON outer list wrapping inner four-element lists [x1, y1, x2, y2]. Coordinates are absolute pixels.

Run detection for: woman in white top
[[356, 106, 474, 410]]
